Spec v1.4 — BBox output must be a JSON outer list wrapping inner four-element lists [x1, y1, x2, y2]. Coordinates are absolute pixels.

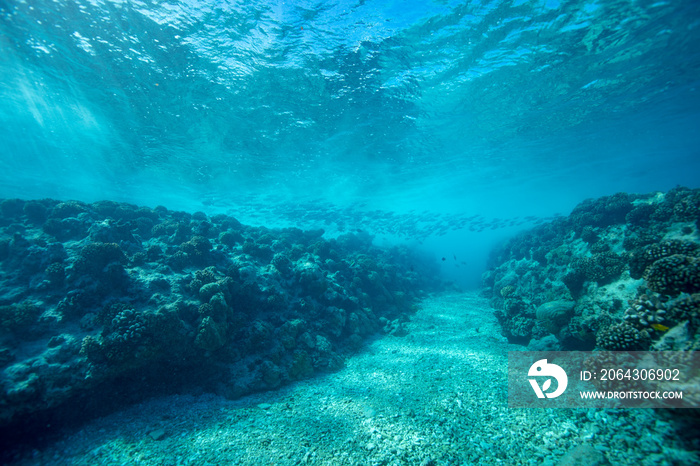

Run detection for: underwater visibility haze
[[3, 0, 700, 231], [1, 0, 700, 464]]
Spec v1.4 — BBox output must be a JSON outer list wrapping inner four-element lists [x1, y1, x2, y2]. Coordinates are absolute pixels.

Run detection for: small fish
[[650, 323, 669, 332], [441, 257, 446, 261]]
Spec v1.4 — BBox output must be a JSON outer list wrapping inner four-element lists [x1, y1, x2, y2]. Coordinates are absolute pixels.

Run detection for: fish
[[650, 323, 669, 332]]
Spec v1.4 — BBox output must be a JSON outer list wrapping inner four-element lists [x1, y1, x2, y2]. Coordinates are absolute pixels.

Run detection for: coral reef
[[644, 254, 700, 295], [623, 294, 667, 330], [0, 198, 443, 445], [596, 322, 651, 350], [666, 293, 700, 333], [629, 240, 698, 279], [483, 187, 700, 351]]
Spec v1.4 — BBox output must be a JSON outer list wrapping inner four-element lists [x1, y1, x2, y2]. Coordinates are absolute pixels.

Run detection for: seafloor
[[7, 292, 699, 465], [1, 187, 700, 464]]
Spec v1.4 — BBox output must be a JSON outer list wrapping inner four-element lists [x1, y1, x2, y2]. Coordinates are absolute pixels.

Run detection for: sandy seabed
[[9, 292, 698, 466]]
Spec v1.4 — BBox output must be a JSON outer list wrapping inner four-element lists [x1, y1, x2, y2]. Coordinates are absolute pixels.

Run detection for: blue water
[[1, 0, 700, 286]]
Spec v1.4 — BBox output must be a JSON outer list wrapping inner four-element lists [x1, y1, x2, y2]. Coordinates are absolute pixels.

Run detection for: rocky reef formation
[[482, 186, 700, 352], [0, 198, 442, 446]]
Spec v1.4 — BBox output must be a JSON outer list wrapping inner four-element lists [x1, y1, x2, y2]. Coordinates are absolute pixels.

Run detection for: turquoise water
[[2, 0, 699, 210], [1, 1, 700, 462], [4, 0, 700, 286]]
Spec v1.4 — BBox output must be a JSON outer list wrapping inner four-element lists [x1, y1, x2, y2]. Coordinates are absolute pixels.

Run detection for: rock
[[148, 429, 166, 441], [536, 300, 576, 323], [527, 335, 561, 351], [557, 444, 608, 466], [536, 300, 576, 333], [257, 403, 272, 410]]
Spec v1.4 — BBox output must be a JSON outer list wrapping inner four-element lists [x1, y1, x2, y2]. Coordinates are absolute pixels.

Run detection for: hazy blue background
[[1, 0, 699, 287]]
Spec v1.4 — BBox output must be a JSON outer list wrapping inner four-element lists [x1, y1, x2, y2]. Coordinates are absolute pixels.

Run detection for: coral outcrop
[[0, 198, 442, 446], [483, 186, 700, 351]]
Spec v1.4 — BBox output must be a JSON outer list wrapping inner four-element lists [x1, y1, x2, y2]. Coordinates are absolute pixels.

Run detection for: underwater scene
[[1, 0, 700, 464]]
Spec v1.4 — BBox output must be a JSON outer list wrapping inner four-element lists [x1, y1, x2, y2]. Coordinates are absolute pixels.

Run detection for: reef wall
[[0, 198, 442, 446], [482, 187, 700, 352]]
